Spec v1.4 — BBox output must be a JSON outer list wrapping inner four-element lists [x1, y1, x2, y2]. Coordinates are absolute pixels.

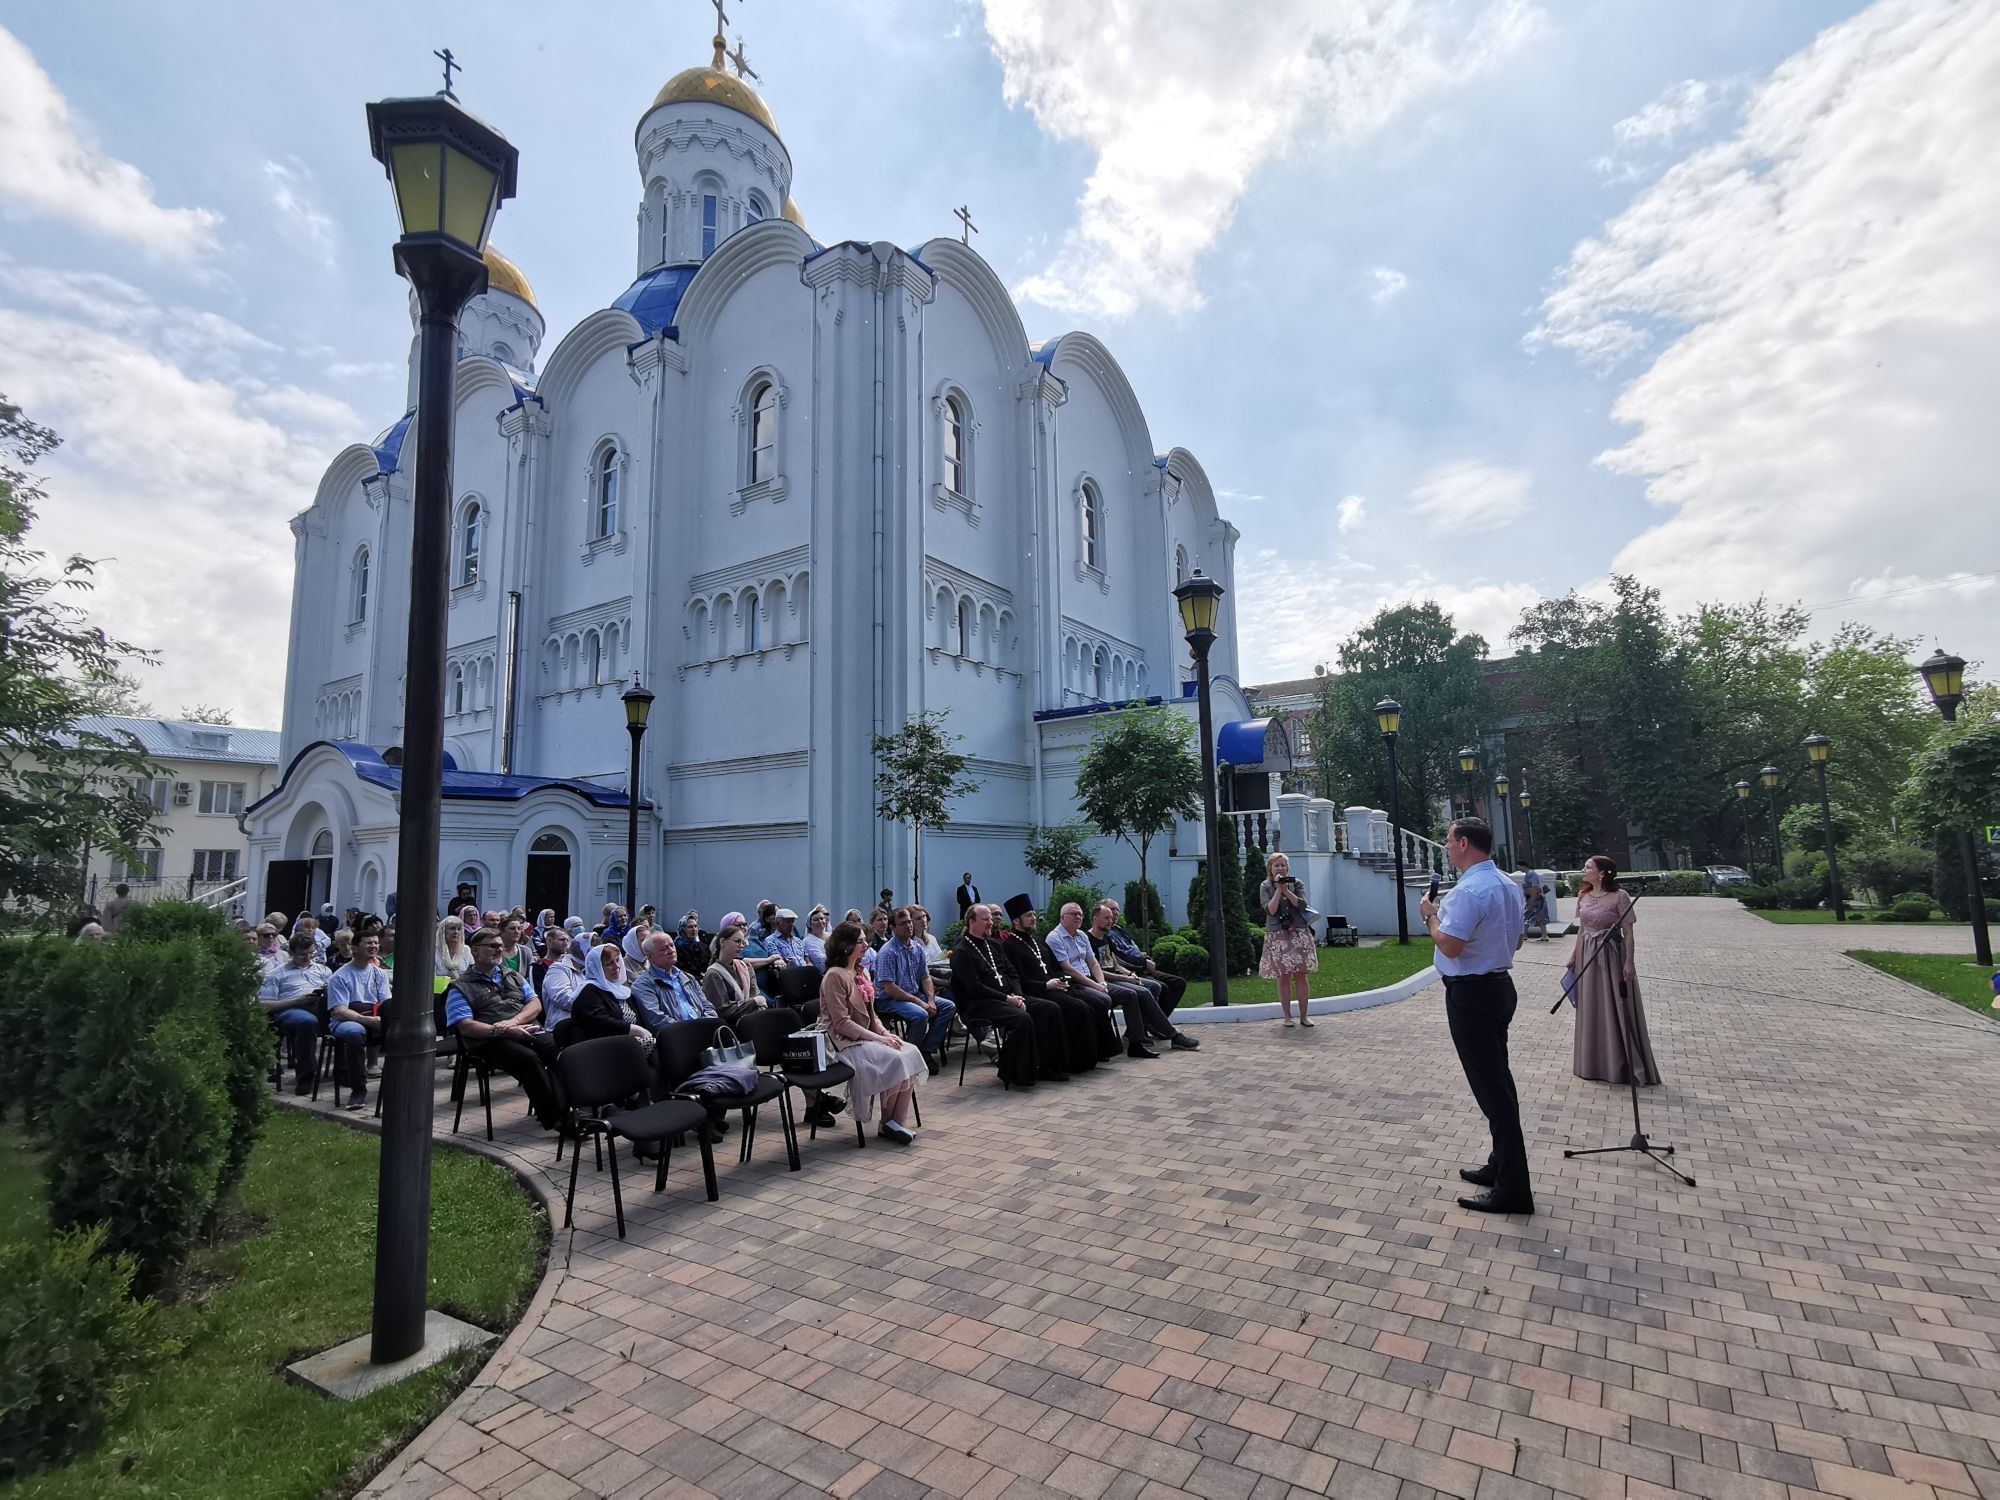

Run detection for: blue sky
[[2, 0, 1994, 725]]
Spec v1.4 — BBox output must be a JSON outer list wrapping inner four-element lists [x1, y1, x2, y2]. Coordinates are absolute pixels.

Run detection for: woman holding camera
[[1260, 851, 1317, 1027]]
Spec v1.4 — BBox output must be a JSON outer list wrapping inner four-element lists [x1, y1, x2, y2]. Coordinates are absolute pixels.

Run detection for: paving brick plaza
[[356, 901, 2000, 1500]]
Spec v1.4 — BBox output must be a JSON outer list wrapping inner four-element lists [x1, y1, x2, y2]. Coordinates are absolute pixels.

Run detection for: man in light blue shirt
[[258, 930, 330, 1095], [325, 932, 391, 1111], [629, 931, 714, 1026], [874, 907, 956, 1072], [1420, 817, 1532, 1215]]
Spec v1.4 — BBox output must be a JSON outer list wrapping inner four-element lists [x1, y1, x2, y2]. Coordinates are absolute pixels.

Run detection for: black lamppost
[[1493, 771, 1512, 871], [1377, 698, 1409, 945], [621, 677, 655, 910], [364, 87, 517, 1366], [1918, 647, 1992, 965], [1734, 780, 1754, 876], [1174, 570, 1229, 1004], [1457, 746, 1479, 823], [1516, 784, 1535, 872], [1803, 732, 1845, 921], [1760, 764, 1784, 877]]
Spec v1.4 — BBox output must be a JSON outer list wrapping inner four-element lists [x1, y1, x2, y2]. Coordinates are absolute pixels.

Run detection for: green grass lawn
[[1744, 908, 1962, 925], [1, 1106, 547, 1500], [1846, 950, 1999, 1018], [1178, 938, 1437, 1008]]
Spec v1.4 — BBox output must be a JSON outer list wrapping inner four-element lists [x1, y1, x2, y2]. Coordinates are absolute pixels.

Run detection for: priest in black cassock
[[950, 904, 1067, 1086], [1000, 895, 1120, 1070]]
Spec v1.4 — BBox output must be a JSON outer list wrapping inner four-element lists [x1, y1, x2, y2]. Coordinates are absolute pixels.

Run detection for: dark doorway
[[524, 834, 571, 921], [266, 859, 310, 922]]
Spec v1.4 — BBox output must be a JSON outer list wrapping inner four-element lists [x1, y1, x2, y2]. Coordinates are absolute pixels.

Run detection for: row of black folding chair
[[553, 1036, 716, 1239]]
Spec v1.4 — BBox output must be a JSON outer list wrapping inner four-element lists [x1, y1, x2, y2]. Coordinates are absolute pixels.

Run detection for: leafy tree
[[177, 703, 234, 726], [1306, 602, 1491, 833], [1023, 822, 1096, 892], [1209, 812, 1256, 974], [0, 396, 156, 928], [1514, 749, 1598, 869], [1075, 704, 1200, 917], [1242, 824, 1270, 924], [871, 708, 978, 909], [1778, 799, 1864, 855]]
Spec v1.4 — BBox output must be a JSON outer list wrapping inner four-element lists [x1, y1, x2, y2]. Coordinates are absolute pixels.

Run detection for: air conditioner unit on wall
[[173, 783, 193, 806]]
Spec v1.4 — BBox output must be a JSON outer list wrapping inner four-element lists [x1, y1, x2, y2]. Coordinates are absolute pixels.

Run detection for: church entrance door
[[525, 833, 572, 921], [266, 860, 310, 923]]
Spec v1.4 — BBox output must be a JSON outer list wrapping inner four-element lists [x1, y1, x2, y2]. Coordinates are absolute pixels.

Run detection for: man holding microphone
[[1419, 817, 1533, 1214]]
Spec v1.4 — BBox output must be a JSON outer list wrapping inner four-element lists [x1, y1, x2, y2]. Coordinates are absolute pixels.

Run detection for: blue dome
[[614, 264, 699, 338]]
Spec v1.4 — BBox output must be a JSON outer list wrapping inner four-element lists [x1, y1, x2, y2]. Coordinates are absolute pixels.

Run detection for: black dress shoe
[[1457, 1190, 1534, 1214], [1126, 1045, 1159, 1059], [1169, 1033, 1200, 1050], [1458, 1164, 1497, 1187], [924, 1051, 941, 1077]]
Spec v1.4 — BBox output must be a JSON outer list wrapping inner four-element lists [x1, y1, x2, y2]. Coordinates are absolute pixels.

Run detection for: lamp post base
[[291, 1311, 493, 1401]]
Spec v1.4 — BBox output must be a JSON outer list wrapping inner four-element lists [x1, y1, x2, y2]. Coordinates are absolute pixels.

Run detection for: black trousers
[[959, 998, 1038, 1085], [1150, 971, 1188, 1016], [1042, 988, 1113, 1069], [1444, 972, 1532, 1204], [474, 1030, 563, 1127]]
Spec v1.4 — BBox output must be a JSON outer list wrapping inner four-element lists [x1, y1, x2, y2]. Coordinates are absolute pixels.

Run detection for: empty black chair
[[775, 963, 822, 1009], [653, 1018, 798, 1171], [554, 1037, 716, 1238], [738, 1008, 861, 1147]]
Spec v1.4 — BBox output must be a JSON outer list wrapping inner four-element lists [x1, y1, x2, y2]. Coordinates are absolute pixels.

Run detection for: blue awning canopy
[[1217, 718, 1292, 770]]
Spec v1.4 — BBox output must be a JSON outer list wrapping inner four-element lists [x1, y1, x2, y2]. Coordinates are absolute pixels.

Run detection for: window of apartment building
[[191, 849, 240, 882], [198, 780, 247, 816], [115, 847, 163, 881], [131, 776, 173, 811]]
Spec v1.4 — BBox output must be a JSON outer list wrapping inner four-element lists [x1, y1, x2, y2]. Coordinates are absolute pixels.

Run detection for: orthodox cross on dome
[[434, 47, 460, 100], [954, 203, 979, 246], [707, 0, 731, 69], [727, 38, 758, 81]]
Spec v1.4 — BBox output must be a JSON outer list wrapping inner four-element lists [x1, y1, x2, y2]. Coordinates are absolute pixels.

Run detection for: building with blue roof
[[249, 42, 1254, 924]]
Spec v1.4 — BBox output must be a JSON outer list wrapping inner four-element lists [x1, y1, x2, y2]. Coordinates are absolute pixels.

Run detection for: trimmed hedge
[[0, 1226, 162, 1482], [1878, 893, 1941, 923], [1121, 879, 1166, 943]]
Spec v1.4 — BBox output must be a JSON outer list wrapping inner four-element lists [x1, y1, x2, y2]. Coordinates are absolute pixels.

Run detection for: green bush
[[942, 919, 965, 947], [1735, 877, 1824, 912], [1169, 942, 1211, 981], [1209, 817, 1256, 975], [45, 937, 241, 1292], [1641, 873, 1707, 897], [1121, 879, 1166, 943], [1879, 893, 1939, 923], [1241, 833, 1269, 926], [111, 898, 235, 946], [0, 1226, 160, 1482], [1845, 839, 1933, 905], [1150, 936, 1186, 969], [0, 936, 99, 1131]]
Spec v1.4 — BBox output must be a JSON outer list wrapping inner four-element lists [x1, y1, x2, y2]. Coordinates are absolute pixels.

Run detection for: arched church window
[[957, 597, 975, 658], [701, 194, 718, 257], [1174, 545, 1188, 587], [944, 395, 968, 497], [605, 862, 628, 910], [1093, 646, 1108, 700], [585, 631, 603, 684], [749, 382, 776, 485], [741, 589, 761, 653], [1080, 481, 1101, 571], [456, 499, 482, 587], [747, 193, 767, 222], [351, 546, 370, 624], [448, 663, 467, 715], [594, 448, 619, 539]]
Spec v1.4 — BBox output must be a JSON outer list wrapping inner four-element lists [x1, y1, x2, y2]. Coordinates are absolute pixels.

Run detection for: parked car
[[1704, 865, 1752, 889]]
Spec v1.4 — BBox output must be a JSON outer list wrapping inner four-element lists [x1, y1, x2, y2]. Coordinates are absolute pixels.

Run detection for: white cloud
[[1612, 79, 1714, 146], [0, 25, 218, 259], [0, 305, 357, 725], [984, 0, 1544, 317], [1369, 267, 1409, 305], [1336, 494, 1367, 532], [1407, 459, 1531, 530], [1533, 0, 2000, 667], [262, 157, 338, 267], [0, 265, 280, 378]]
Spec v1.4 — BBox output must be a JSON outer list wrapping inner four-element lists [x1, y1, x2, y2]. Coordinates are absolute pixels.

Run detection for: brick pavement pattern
[[358, 901, 2000, 1500]]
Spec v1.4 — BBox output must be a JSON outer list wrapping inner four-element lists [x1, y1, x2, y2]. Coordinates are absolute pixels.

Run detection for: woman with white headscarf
[[434, 916, 471, 980], [619, 920, 651, 973], [566, 941, 653, 1046]]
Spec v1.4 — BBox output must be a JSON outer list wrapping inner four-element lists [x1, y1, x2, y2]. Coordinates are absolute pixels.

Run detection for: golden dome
[[645, 66, 780, 138], [482, 245, 536, 307], [780, 197, 808, 233]]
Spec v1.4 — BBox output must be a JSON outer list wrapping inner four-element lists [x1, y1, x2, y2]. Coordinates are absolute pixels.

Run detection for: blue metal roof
[[372, 410, 415, 474], [613, 264, 699, 338], [1218, 719, 1289, 769], [252, 741, 650, 815]]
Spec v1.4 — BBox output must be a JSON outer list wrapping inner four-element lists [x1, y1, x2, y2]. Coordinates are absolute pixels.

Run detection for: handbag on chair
[[702, 1024, 755, 1067]]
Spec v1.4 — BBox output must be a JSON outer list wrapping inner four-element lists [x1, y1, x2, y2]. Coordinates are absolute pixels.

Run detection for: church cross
[[727, 38, 759, 81], [708, 0, 731, 69], [434, 47, 461, 99], [954, 203, 979, 246]]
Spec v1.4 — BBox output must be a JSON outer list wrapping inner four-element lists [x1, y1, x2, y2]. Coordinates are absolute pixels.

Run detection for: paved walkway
[[358, 902, 2000, 1500]]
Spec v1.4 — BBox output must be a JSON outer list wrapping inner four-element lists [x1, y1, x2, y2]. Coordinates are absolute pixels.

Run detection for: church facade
[[245, 58, 1252, 923]]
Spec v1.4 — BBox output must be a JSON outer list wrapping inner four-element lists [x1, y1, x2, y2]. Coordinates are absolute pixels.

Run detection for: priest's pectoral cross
[[954, 203, 978, 246], [435, 47, 460, 99]]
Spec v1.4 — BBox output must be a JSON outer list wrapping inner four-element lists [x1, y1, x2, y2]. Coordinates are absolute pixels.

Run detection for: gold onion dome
[[482, 246, 536, 307], [781, 198, 808, 232], [646, 66, 780, 138]]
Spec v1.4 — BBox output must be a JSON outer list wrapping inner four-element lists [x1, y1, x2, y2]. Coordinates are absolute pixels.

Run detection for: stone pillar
[[1276, 793, 1309, 852], [1309, 798, 1336, 850], [1346, 806, 1374, 853], [1368, 808, 1389, 853]]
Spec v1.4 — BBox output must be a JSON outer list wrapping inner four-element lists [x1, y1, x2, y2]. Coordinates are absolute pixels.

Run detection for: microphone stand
[[1555, 887, 1696, 1187]]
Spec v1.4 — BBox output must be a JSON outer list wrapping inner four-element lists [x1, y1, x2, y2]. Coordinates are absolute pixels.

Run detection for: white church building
[[245, 54, 1263, 923]]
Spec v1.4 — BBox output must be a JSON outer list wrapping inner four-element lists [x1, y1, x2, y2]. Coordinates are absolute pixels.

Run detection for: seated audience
[[631, 930, 715, 1024], [1092, 900, 1192, 1036], [702, 923, 769, 1024], [1000, 896, 1118, 1071], [566, 942, 656, 1045], [912, 904, 952, 996], [803, 906, 831, 971], [535, 926, 586, 1029], [435, 916, 472, 980], [73, 921, 106, 943], [820, 920, 925, 1145], [675, 910, 712, 977], [254, 923, 285, 972], [259, 930, 330, 1094], [497, 917, 538, 996], [866, 908, 891, 950], [378, 925, 396, 968], [328, 927, 355, 971], [873, 907, 957, 1074], [1048, 902, 1195, 1057], [326, 930, 390, 1110], [949, 905, 1058, 1087], [443, 928, 562, 1128]]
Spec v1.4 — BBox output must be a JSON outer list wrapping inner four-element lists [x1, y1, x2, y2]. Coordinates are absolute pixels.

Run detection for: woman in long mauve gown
[[1567, 856, 1661, 1086]]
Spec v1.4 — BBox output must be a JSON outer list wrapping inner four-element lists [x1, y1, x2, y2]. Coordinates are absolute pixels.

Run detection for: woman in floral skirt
[[1258, 851, 1318, 1027]]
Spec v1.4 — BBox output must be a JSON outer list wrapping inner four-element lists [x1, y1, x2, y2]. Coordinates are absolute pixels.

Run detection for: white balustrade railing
[[1223, 808, 1274, 853]]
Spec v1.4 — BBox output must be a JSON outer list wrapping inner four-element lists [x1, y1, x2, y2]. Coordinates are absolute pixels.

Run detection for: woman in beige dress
[[818, 920, 925, 1144], [1566, 856, 1661, 1085]]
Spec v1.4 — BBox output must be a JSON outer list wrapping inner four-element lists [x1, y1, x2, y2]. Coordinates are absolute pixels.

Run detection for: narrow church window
[[1174, 545, 1188, 587], [352, 546, 370, 624], [1081, 482, 1101, 570], [585, 632, 603, 684], [742, 589, 761, 652], [1093, 647, 1108, 700], [449, 663, 467, 715], [747, 194, 767, 222], [701, 194, 718, 257], [595, 448, 619, 538], [457, 500, 482, 587], [749, 382, 776, 484], [944, 395, 967, 496], [957, 597, 975, 658]]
